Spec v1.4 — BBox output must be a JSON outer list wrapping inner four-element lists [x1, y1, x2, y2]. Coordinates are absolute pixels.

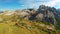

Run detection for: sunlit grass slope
[[0, 12, 59, 34]]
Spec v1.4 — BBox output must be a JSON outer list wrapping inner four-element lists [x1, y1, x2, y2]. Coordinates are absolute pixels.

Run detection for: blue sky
[[0, 0, 60, 11]]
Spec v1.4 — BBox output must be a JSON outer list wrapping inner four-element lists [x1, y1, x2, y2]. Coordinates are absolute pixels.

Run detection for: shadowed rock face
[[37, 5, 57, 25]]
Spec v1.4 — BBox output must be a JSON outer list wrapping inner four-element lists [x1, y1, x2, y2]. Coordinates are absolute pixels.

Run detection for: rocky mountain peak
[[36, 5, 58, 25], [9, 5, 60, 25]]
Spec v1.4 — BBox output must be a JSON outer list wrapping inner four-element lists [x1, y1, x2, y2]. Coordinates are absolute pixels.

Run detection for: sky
[[0, 0, 60, 11]]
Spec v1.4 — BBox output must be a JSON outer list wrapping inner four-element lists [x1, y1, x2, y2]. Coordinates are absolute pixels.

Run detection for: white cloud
[[19, 0, 60, 8], [21, 5, 25, 6], [44, 0, 60, 7], [32, 0, 60, 8]]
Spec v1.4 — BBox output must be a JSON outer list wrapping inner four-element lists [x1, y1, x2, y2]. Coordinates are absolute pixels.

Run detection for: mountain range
[[0, 5, 60, 34]]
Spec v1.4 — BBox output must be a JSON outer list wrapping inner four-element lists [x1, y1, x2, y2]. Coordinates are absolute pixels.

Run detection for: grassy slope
[[56, 18, 60, 30], [0, 20, 59, 34], [0, 13, 59, 34], [0, 23, 48, 34]]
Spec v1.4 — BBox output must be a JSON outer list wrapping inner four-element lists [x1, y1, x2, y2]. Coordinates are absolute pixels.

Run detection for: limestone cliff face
[[37, 5, 57, 25], [37, 5, 60, 26]]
